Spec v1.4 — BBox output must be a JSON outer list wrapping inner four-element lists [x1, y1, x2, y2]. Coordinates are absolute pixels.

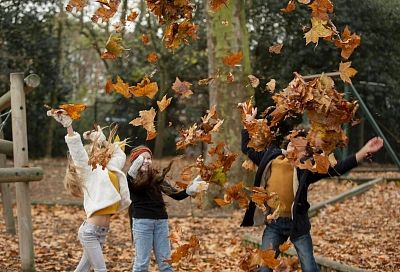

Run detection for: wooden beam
[[11, 72, 35, 271], [0, 167, 43, 183], [0, 139, 13, 156], [0, 121, 16, 234], [309, 177, 383, 217]]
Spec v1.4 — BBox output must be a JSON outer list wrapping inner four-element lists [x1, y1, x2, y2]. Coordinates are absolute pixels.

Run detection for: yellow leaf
[[339, 61, 357, 84], [304, 18, 333, 45], [157, 95, 172, 112]]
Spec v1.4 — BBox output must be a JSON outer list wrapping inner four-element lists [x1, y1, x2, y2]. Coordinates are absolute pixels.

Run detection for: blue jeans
[[260, 217, 319, 272], [132, 218, 172, 272], [75, 221, 109, 272]]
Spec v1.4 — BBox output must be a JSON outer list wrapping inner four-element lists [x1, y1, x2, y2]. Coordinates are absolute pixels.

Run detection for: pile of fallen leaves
[[1, 178, 399, 271]]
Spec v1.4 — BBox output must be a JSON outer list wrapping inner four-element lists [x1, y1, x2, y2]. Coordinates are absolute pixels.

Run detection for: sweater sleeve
[[64, 132, 90, 171], [106, 143, 126, 170], [161, 180, 189, 200], [307, 154, 358, 184], [241, 129, 265, 165]]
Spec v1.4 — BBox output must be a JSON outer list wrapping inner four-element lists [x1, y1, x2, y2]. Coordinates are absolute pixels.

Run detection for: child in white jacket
[[47, 109, 131, 272]]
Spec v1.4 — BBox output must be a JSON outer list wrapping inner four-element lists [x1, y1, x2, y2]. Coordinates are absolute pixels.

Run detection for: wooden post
[[0, 116, 16, 234], [10, 72, 35, 271]]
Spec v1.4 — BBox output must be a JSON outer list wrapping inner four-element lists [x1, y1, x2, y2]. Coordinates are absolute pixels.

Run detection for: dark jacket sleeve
[[306, 154, 358, 184], [160, 180, 189, 200], [241, 129, 265, 166]]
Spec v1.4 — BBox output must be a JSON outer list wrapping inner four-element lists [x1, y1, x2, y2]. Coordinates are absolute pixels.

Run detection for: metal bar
[[349, 83, 400, 169]]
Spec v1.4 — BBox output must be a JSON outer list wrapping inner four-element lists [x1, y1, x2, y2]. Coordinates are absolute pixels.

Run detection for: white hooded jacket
[[65, 132, 131, 218]]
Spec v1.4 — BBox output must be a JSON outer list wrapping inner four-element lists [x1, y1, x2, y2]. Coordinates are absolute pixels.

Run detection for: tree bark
[[205, 0, 253, 207]]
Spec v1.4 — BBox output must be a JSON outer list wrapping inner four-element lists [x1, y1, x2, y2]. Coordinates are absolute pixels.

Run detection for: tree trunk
[[205, 0, 253, 206]]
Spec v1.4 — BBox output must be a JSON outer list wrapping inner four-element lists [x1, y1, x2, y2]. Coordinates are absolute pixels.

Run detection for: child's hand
[[186, 175, 209, 196], [47, 109, 72, 128], [356, 137, 384, 162], [83, 125, 106, 144], [128, 155, 144, 178], [238, 102, 257, 123]]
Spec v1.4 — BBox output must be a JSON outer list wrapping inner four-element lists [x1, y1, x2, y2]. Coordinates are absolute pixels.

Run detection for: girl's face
[[140, 152, 152, 172]]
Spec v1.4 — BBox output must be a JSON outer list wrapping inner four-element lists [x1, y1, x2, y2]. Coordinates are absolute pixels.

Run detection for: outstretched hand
[[186, 175, 209, 196], [238, 102, 257, 123], [83, 125, 107, 144], [356, 137, 384, 162], [47, 109, 72, 128]]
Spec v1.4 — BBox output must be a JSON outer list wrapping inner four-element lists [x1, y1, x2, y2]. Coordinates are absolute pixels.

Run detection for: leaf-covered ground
[[1, 158, 399, 271]]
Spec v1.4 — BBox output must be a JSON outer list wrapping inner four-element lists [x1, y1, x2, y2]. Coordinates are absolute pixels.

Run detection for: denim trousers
[[132, 218, 172, 272], [260, 217, 319, 272], [75, 221, 109, 272]]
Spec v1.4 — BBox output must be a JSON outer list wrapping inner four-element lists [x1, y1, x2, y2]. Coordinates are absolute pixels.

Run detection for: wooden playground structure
[[0, 73, 43, 272]]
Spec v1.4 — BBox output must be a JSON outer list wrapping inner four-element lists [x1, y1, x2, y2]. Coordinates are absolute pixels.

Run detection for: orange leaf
[[102, 34, 124, 59], [242, 159, 257, 171], [105, 79, 114, 94], [142, 34, 149, 45], [127, 10, 139, 21], [129, 76, 159, 99], [279, 241, 291, 252], [304, 17, 333, 45], [269, 43, 283, 54], [129, 107, 157, 140], [157, 95, 172, 112], [281, 0, 296, 13], [113, 76, 131, 98], [339, 61, 357, 84], [222, 51, 243, 66], [65, 0, 87, 12], [309, 0, 334, 21], [91, 0, 119, 23], [334, 26, 361, 60], [59, 103, 87, 120], [147, 52, 158, 63], [172, 77, 193, 98]]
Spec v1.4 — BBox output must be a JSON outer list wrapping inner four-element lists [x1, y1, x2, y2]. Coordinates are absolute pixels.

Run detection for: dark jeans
[[260, 217, 319, 272]]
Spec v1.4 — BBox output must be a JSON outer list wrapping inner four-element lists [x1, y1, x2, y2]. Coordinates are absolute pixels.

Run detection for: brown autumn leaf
[[59, 103, 87, 120], [269, 43, 283, 54], [209, 0, 229, 12], [227, 72, 234, 82], [304, 17, 333, 45], [147, 52, 158, 62], [105, 79, 114, 94], [309, 0, 334, 21], [129, 107, 157, 141], [165, 235, 200, 264], [127, 10, 139, 21], [248, 75, 260, 88], [198, 77, 215, 86], [266, 79, 276, 92], [142, 33, 149, 45], [157, 95, 172, 112], [129, 76, 159, 99], [172, 77, 193, 98], [91, 0, 120, 23], [259, 248, 280, 269], [278, 241, 291, 253], [339, 61, 357, 84], [101, 34, 124, 59], [242, 159, 257, 171], [280, 0, 296, 13], [222, 51, 243, 66], [65, 0, 87, 12], [334, 26, 361, 60], [163, 20, 198, 49]]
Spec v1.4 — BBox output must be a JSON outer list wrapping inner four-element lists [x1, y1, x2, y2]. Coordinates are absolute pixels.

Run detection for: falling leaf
[[281, 0, 296, 13], [266, 79, 276, 92], [304, 17, 333, 45], [105, 79, 114, 94], [172, 77, 193, 98], [129, 107, 157, 140], [309, 0, 334, 21], [165, 236, 200, 264], [279, 241, 291, 252], [113, 76, 131, 98], [163, 20, 198, 49], [129, 76, 159, 99], [147, 52, 158, 62], [101, 34, 125, 59], [65, 0, 87, 12], [59, 103, 87, 120], [209, 0, 229, 11], [227, 72, 234, 82], [157, 95, 172, 112], [269, 43, 283, 54], [248, 75, 260, 88], [198, 77, 215, 86], [222, 51, 243, 66], [339, 61, 357, 84], [142, 34, 149, 45], [91, 0, 120, 23], [127, 10, 139, 21], [334, 26, 361, 60], [242, 159, 257, 171]]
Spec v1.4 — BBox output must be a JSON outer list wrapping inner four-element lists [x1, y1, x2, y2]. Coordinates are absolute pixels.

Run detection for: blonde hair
[[63, 153, 84, 197]]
